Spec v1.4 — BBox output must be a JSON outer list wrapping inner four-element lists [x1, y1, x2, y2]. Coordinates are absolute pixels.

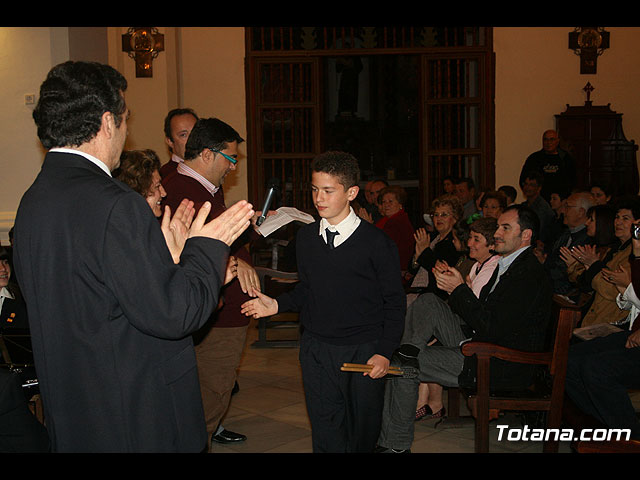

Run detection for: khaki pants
[[194, 325, 248, 435]]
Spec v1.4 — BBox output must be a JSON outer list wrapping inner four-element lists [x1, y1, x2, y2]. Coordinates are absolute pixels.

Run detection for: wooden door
[[246, 57, 322, 213]]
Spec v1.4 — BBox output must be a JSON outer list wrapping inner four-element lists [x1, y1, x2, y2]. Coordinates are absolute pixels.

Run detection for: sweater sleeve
[[372, 233, 407, 359]]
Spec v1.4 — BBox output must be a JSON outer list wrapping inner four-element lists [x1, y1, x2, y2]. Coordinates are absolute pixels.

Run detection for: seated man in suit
[[541, 191, 595, 295], [377, 205, 552, 453]]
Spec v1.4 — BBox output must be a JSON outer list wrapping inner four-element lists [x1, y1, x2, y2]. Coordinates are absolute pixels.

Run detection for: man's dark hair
[[503, 204, 540, 244], [33, 61, 128, 149], [163, 108, 199, 141], [184, 118, 244, 161], [498, 185, 517, 204], [311, 151, 360, 189], [520, 170, 544, 187], [455, 176, 475, 190]]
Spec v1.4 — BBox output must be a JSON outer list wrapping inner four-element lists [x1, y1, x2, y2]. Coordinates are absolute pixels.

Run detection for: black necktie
[[326, 229, 339, 249]]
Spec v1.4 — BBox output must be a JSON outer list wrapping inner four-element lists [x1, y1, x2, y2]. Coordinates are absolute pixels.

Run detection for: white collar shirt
[[176, 161, 219, 196], [50, 147, 112, 177], [318, 207, 361, 248]]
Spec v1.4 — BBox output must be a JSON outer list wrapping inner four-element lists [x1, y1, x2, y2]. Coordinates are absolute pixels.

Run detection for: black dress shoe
[[211, 429, 247, 444], [374, 445, 411, 453]]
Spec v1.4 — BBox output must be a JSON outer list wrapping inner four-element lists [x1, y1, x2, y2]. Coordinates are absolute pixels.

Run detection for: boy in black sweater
[[242, 151, 406, 452]]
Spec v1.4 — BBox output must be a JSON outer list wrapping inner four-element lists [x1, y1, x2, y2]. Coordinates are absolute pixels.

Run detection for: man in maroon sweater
[[162, 118, 260, 448]]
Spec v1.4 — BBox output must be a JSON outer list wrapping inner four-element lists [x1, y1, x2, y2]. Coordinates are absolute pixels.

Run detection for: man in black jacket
[[13, 61, 254, 452], [377, 205, 552, 452]]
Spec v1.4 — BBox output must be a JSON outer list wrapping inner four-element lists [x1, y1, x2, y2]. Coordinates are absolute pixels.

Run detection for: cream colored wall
[[494, 27, 640, 200], [0, 27, 69, 244], [106, 27, 248, 206], [179, 27, 248, 205]]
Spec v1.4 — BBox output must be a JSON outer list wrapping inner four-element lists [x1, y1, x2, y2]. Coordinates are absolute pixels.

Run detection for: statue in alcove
[[336, 56, 363, 117]]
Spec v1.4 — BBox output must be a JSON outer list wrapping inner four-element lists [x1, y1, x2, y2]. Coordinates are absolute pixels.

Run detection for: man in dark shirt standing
[[520, 129, 576, 202]]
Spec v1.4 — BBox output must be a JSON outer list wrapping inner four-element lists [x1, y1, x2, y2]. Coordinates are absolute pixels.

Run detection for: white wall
[[0, 27, 67, 244], [494, 27, 640, 201]]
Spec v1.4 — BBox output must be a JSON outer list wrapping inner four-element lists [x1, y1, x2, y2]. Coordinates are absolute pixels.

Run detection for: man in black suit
[[377, 205, 552, 452], [12, 61, 254, 452]]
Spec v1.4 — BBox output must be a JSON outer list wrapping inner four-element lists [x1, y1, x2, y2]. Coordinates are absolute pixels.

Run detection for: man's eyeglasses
[[208, 148, 237, 165]]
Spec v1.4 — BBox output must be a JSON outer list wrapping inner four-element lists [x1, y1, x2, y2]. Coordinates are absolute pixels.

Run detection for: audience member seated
[[0, 247, 49, 452], [410, 217, 499, 422], [561, 204, 617, 282], [0, 246, 28, 331], [408, 195, 464, 299], [498, 185, 518, 206], [357, 179, 387, 225], [568, 197, 640, 327], [373, 186, 415, 274], [564, 228, 640, 440], [376, 205, 552, 453], [541, 191, 595, 295], [454, 177, 478, 221], [479, 190, 507, 220], [589, 182, 613, 206], [547, 189, 569, 243], [519, 171, 556, 252], [442, 175, 456, 196]]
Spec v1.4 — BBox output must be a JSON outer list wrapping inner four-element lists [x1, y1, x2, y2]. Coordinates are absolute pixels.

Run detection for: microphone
[[256, 178, 280, 226]]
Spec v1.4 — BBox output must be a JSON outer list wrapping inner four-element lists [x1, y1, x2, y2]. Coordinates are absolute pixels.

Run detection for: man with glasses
[[520, 129, 576, 203], [542, 191, 595, 295], [162, 117, 259, 450]]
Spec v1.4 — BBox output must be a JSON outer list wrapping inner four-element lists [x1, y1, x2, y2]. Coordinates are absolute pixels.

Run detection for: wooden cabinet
[[556, 101, 638, 196]]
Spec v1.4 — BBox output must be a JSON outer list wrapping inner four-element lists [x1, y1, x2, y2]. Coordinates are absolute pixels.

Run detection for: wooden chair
[[250, 267, 300, 348], [456, 294, 582, 452]]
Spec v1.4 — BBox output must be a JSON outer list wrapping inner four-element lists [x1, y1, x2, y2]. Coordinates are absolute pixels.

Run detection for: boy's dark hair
[[480, 190, 507, 211], [503, 204, 540, 244], [498, 185, 517, 204], [470, 216, 498, 246], [311, 151, 360, 189], [520, 170, 544, 187], [33, 61, 128, 149], [453, 219, 471, 249], [184, 118, 244, 161], [163, 108, 199, 141]]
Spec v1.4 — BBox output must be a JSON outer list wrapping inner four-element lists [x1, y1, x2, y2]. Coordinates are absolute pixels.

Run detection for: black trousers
[[299, 333, 386, 453], [565, 330, 640, 439]]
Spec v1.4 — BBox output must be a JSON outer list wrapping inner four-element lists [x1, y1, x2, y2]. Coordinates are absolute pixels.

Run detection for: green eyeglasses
[[208, 148, 237, 165]]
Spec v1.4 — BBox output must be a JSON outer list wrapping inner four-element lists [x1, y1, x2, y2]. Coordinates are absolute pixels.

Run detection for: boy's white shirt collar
[[319, 207, 361, 247]]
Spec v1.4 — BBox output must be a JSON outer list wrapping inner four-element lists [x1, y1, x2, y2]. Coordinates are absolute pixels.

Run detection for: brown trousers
[[194, 325, 248, 435]]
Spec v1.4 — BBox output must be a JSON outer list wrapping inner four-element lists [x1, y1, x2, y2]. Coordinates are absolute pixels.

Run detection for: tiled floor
[[209, 319, 579, 454]]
